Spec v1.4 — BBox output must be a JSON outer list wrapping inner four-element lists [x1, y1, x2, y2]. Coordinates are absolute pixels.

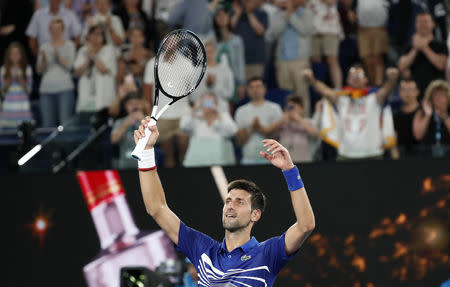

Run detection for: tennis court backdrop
[[2, 159, 449, 287]]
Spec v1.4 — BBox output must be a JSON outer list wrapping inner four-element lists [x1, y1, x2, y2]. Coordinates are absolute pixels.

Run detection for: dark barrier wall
[[3, 159, 449, 287]]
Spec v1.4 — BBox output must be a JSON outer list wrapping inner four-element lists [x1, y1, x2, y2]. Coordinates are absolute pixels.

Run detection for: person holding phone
[[256, 95, 320, 162]]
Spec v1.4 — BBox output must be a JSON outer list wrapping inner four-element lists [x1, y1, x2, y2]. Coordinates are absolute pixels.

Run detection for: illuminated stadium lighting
[[18, 144, 42, 166], [35, 218, 47, 232]]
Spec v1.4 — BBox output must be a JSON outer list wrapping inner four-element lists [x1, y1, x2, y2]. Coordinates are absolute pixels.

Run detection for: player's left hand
[[260, 139, 295, 171]]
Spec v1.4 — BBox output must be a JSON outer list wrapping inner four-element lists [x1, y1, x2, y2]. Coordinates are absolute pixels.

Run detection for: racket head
[[154, 29, 207, 101]]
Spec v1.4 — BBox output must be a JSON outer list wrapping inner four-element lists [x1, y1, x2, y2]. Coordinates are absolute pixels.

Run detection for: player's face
[[222, 189, 253, 232], [399, 81, 419, 104]]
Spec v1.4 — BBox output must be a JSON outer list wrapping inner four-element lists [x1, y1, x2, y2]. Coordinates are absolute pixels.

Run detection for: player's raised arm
[[134, 117, 181, 245], [260, 140, 315, 256]]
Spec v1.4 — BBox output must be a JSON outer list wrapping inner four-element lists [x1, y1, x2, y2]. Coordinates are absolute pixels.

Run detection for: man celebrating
[[134, 118, 315, 287], [304, 64, 399, 160]]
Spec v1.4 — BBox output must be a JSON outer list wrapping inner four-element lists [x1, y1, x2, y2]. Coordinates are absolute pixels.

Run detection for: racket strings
[[157, 32, 206, 98]]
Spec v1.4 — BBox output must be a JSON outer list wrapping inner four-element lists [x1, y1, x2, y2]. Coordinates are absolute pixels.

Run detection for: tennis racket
[[131, 29, 207, 161]]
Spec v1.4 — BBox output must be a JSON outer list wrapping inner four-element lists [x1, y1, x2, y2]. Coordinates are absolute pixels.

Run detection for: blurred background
[[1, 0, 449, 286]]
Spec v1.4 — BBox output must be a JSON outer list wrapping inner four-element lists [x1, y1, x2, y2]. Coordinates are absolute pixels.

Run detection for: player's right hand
[[134, 116, 159, 150]]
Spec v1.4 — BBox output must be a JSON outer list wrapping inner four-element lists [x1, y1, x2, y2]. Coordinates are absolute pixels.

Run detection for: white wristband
[[137, 148, 156, 169]]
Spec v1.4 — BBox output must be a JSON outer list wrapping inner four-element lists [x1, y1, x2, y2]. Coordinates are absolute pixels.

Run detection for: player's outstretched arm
[[134, 117, 181, 245], [260, 139, 315, 256]]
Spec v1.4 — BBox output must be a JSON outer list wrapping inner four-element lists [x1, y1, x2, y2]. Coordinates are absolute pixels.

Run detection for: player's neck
[[224, 229, 251, 252]]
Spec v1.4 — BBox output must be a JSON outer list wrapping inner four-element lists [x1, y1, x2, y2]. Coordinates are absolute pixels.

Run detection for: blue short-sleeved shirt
[[175, 221, 297, 287]]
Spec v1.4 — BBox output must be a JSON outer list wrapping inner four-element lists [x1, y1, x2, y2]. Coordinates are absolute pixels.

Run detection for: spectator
[[82, 0, 125, 50], [192, 39, 234, 114], [182, 257, 198, 287], [259, 95, 320, 163], [309, 0, 343, 89], [275, 0, 313, 116], [261, 0, 286, 88], [74, 25, 117, 115], [180, 92, 238, 167], [235, 77, 283, 165], [167, 0, 215, 36], [0, 42, 33, 129], [213, 6, 246, 102], [231, 0, 268, 80], [143, 56, 190, 167], [393, 78, 420, 157], [36, 18, 76, 127], [26, 0, 82, 57], [0, 0, 34, 65], [63, 0, 96, 28], [303, 65, 399, 160], [356, 0, 388, 86], [337, 0, 359, 79], [110, 91, 145, 169], [117, 27, 151, 88], [386, 0, 414, 64], [113, 0, 152, 45], [447, 31, 450, 83], [141, 0, 181, 43], [398, 11, 448, 98], [413, 80, 450, 155]]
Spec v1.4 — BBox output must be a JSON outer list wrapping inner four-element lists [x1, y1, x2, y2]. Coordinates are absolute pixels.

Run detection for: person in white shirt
[[180, 92, 238, 166], [26, 0, 82, 57], [142, 56, 190, 167], [192, 39, 234, 115], [303, 64, 399, 160], [235, 77, 283, 165], [81, 0, 125, 50], [74, 24, 117, 114]]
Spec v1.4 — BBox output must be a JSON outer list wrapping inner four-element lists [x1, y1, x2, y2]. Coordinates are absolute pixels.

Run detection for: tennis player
[[134, 117, 315, 287]]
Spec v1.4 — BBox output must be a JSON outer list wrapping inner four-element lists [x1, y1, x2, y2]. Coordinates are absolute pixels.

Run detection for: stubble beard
[[222, 217, 251, 233]]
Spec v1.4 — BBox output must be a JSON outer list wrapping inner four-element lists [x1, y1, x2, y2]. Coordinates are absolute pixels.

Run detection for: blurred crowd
[[0, 0, 449, 169]]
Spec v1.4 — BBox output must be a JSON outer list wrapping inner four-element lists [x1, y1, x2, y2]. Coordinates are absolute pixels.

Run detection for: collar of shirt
[[219, 236, 259, 254]]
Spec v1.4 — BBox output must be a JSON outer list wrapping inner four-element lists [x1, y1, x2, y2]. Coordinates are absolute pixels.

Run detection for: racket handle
[[131, 119, 156, 161]]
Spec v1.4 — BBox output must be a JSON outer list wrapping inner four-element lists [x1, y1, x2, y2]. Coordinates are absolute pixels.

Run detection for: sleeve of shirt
[[143, 59, 155, 85], [112, 16, 126, 41], [234, 106, 247, 129], [175, 221, 216, 265], [214, 112, 238, 137], [25, 11, 39, 38], [263, 233, 298, 275], [69, 12, 82, 38], [271, 104, 283, 122]]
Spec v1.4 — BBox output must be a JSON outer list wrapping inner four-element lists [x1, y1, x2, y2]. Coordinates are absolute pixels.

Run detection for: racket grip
[[131, 119, 156, 161]]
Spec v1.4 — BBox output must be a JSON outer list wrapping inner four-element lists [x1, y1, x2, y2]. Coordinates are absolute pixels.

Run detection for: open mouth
[[225, 214, 237, 219]]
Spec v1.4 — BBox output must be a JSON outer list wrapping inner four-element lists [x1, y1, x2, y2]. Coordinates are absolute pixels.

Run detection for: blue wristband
[[282, 166, 304, 191]]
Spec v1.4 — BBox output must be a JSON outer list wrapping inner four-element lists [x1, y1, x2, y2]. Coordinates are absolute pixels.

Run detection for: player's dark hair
[[247, 76, 265, 86], [227, 180, 266, 213]]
